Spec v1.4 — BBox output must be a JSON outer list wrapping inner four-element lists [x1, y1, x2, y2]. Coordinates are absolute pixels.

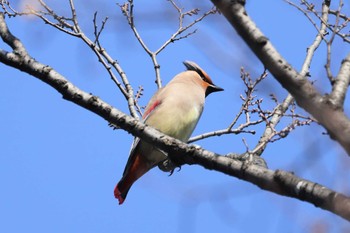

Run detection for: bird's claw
[[158, 158, 182, 176], [158, 158, 177, 172], [168, 166, 181, 176]]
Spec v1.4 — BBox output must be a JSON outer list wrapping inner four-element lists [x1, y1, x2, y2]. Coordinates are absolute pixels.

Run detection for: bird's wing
[[122, 88, 164, 176], [142, 88, 164, 121]]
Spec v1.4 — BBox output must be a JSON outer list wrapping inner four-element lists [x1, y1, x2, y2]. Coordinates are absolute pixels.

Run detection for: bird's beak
[[206, 84, 224, 97]]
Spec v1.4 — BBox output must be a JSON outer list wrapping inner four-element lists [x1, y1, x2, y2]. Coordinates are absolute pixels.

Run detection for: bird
[[114, 61, 223, 204]]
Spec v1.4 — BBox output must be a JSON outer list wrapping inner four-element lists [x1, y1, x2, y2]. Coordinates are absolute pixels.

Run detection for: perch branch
[[1, 13, 350, 220]]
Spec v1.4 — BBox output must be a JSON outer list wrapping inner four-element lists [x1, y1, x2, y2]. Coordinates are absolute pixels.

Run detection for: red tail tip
[[114, 186, 125, 205]]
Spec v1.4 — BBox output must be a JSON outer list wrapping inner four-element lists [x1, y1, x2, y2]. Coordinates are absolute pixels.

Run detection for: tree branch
[[330, 52, 350, 107], [189, 68, 267, 142], [1, 12, 350, 221], [117, 0, 162, 88], [33, 0, 140, 119], [210, 0, 350, 155], [118, 0, 216, 89], [253, 1, 329, 155]]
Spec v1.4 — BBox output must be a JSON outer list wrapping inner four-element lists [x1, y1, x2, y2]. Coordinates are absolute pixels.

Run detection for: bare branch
[[34, 0, 78, 35], [117, 0, 162, 88], [82, 36, 140, 119], [188, 127, 256, 143], [2, 7, 350, 221], [329, 9, 349, 21], [229, 68, 267, 129], [190, 67, 312, 146], [2, 0, 141, 119], [252, 95, 294, 155], [118, 0, 217, 89], [68, 0, 80, 32], [300, 0, 350, 44], [300, 1, 330, 78], [117, 1, 152, 55], [134, 85, 145, 116], [93, 12, 109, 46], [0, 14, 27, 54], [325, 0, 342, 82], [155, 1, 217, 55], [211, 0, 350, 155], [189, 68, 267, 143], [252, 1, 329, 155], [286, 1, 350, 83], [330, 52, 350, 107], [284, 0, 324, 37]]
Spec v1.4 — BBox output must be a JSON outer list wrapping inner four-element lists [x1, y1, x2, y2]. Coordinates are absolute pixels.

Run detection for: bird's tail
[[114, 153, 151, 205], [114, 180, 131, 205]]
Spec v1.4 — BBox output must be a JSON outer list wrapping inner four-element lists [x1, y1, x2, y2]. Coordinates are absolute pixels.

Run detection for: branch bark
[[253, 1, 329, 155], [1, 12, 350, 221], [330, 52, 350, 107], [211, 0, 350, 155]]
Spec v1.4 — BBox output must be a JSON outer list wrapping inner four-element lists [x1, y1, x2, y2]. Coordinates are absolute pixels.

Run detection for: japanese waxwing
[[114, 61, 223, 204]]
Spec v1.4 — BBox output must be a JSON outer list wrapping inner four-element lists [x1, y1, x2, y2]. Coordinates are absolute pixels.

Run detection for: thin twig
[[2, 0, 141, 118], [93, 12, 109, 46], [251, 0, 329, 156], [300, 0, 330, 77], [118, 0, 217, 89], [284, 0, 323, 37]]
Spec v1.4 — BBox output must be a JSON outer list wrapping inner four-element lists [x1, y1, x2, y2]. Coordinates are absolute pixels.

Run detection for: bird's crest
[[183, 61, 214, 85]]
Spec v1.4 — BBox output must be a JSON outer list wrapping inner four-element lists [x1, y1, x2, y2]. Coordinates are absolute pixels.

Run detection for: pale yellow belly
[[146, 105, 202, 142]]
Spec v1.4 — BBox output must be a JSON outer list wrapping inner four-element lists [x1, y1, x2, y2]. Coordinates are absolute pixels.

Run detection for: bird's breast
[[146, 100, 203, 142]]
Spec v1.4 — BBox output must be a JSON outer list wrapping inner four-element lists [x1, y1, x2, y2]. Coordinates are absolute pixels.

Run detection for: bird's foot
[[158, 158, 181, 176], [108, 122, 120, 130]]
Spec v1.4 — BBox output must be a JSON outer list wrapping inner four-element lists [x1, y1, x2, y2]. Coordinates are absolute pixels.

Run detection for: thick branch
[[1, 45, 350, 222], [211, 0, 350, 155], [31, 1, 139, 119], [253, 1, 329, 155], [1, 12, 350, 221], [330, 52, 350, 107], [0, 15, 27, 55]]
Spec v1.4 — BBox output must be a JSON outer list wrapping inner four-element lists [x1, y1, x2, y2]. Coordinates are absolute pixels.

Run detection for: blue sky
[[1, 0, 350, 232]]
